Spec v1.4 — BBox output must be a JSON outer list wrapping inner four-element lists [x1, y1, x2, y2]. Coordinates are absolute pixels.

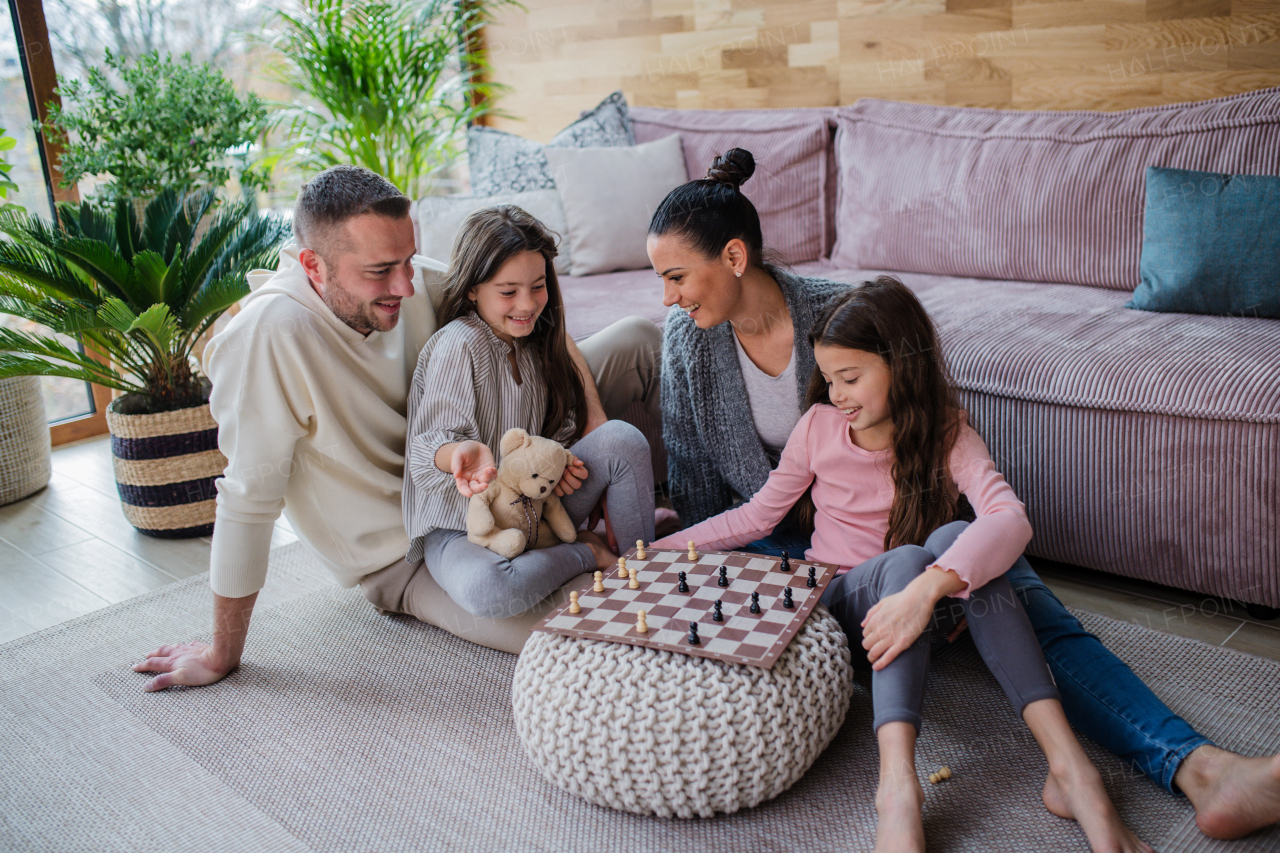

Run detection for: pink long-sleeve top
[[652, 405, 1033, 598]]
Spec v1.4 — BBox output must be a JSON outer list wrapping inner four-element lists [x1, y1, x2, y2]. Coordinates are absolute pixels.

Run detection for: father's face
[[301, 213, 417, 334]]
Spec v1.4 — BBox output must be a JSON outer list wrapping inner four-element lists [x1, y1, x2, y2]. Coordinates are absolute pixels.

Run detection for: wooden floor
[[1, 436, 1277, 664]]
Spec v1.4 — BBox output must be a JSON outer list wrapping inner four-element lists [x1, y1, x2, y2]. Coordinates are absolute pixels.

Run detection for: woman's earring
[[735, 270, 742, 278]]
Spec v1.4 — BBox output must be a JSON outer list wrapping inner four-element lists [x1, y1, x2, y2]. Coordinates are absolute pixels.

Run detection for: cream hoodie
[[204, 243, 446, 598]]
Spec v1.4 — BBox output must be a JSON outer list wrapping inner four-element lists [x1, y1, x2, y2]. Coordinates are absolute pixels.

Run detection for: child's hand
[[451, 441, 497, 497], [861, 587, 936, 671], [554, 454, 589, 497]]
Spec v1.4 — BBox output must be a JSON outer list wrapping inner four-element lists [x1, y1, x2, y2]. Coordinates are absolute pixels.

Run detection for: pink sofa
[[556, 88, 1280, 610]]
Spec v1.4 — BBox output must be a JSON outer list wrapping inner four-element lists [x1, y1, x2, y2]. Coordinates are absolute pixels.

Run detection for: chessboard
[[533, 544, 840, 669]]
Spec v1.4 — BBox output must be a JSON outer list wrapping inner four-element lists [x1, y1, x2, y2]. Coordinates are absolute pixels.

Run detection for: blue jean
[[747, 531, 1212, 795]]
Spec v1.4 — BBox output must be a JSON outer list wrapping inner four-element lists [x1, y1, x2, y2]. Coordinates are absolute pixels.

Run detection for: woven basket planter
[[0, 376, 52, 506], [105, 394, 225, 538]]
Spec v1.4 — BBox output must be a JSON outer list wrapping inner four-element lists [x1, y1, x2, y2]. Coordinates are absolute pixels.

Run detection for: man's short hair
[[292, 165, 411, 259]]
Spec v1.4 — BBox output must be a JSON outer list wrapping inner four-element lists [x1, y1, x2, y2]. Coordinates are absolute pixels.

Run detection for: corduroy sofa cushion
[[831, 89, 1280, 290], [630, 106, 835, 266]]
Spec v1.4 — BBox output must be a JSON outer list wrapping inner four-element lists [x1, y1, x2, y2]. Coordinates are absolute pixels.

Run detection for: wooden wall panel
[[481, 0, 1280, 140]]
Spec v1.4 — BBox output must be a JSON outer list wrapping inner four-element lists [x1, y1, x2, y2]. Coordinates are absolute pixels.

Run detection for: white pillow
[[412, 189, 573, 276], [542, 134, 688, 277]]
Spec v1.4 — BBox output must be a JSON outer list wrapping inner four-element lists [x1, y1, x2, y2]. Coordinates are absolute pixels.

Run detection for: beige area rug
[[2, 543, 1277, 853]]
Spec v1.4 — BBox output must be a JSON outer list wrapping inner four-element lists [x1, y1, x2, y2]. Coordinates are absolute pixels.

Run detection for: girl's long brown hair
[[805, 276, 963, 551], [437, 205, 586, 445]]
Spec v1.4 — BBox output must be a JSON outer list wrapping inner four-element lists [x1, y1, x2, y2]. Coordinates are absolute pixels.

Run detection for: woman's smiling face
[[467, 249, 549, 343], [647, 232, 744, 329]]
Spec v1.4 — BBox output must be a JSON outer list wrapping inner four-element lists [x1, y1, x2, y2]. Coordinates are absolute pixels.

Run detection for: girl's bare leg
[[1024, 699, 1154, 853], [875, 721, 926, 853]]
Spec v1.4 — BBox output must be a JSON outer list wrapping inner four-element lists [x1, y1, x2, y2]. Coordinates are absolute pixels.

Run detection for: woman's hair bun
[[706, 148, 755, 190]]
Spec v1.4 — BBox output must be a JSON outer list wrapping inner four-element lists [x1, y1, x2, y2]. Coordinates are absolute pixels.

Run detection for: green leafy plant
[[268, 0, 514, 198], [0, 189, 290, 413], [0, 129, 21, 213], [46, 49, 270, 202]]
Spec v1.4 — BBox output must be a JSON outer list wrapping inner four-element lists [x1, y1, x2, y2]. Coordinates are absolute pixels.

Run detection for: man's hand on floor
[[133, 641, 236, 692]]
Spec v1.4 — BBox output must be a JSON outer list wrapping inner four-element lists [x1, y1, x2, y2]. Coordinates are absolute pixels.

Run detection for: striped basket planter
[[105, 396, 225, 538]]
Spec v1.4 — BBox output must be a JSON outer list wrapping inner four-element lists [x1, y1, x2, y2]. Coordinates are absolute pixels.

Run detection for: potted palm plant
[[0, 190, 289, 535], [0, 127, 52, 507]]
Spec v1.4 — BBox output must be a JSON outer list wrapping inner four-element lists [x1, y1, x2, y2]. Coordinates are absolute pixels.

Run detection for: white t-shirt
[[732, 333, 803, 459]]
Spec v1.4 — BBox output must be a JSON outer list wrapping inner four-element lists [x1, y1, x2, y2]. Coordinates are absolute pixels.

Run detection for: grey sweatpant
[[419, 418, 655, 619], [820, 520, 1061, 732]]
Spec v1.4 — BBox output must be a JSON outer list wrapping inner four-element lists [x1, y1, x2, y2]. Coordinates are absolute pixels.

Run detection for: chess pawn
[[940, 766, 952, 780], [569, 591, 581, 614], [687, 540, 697, 560], [807, 565, 817, 588], [593, 571, 604, 593], [635, 539, 647, 559], [780, 551, 792, 573], [617, 556, 628, 578], [628, 568, 639, 590], [636, 609, 648, 634], [677, 571, 689, 593], [782, 587, 794, 609]]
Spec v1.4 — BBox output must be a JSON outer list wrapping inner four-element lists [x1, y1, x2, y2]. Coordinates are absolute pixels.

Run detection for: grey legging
[[422, 419, 655, 619], [820, 520, 1061, 732]]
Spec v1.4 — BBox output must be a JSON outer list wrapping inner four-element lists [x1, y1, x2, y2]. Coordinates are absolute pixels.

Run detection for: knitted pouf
[[512, 605, 854, 818]]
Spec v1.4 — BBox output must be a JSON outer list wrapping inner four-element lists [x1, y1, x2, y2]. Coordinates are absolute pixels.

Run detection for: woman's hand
[[861, 587, 937, 671], [450, 441, 497, 497], [555, 453, 589, 497]]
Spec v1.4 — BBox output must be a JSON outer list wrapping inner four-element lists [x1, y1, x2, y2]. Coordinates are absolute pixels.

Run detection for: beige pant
[[359, 315, 662, 655], [361, 556, 593, 654]]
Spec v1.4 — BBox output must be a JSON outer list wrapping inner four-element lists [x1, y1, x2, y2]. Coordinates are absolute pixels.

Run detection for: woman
[[648, 147, 1280, 841]]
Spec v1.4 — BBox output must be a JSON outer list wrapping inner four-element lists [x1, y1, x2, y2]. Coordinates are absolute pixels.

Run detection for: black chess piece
[[807, 565, 817, 588], [677, 571, 689, 593], [750, 591, 761, 614], [687, 621, 701, 645], [712, 600, 724, 622], [782, 587, 794, 609], [718, 565, 729, 587], [780, 551, 792, 573]]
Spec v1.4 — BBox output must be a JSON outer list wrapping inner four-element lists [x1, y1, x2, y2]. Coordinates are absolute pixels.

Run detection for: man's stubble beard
[[319, 279, 394, 334]]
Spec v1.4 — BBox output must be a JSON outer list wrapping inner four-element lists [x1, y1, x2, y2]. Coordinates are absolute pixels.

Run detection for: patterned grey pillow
[[468, 91, 635, 196]]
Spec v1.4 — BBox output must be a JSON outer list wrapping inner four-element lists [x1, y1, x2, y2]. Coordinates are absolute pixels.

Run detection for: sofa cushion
[[831, 88, 1280, 291], [467, 91, 635, 196], [797, 264, 1280, 424], [630, 106, 834, 266], [413, 189, 573, 276], [543, 135, 689, 276], [1130, 166, 1280, 319]]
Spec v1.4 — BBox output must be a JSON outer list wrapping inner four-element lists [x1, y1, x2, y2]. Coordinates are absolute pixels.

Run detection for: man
[[134, 165, 661, 689]]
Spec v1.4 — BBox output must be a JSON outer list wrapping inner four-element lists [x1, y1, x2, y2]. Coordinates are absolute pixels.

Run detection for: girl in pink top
[[654, 278, 1151, 853]]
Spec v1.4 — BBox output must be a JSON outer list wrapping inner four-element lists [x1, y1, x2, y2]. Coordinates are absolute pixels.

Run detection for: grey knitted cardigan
[[661, 266, 850, 526]]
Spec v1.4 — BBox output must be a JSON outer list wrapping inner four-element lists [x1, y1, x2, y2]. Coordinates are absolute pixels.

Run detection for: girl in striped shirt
[[403, 205, 655, 619], [655, 279, 1150, 853]]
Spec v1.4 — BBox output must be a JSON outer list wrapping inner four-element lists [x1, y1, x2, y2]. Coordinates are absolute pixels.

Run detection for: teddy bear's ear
[[500, 428, 531, 458], [564, 448, 574, 470]]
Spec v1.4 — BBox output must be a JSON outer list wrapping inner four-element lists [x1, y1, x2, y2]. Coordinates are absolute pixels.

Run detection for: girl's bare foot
[[576, 529, 618, 569], [1025, 700, 1152, 853], [1042, 767, 1153, 853], [874, 774, 925, 853], [1176, 746, 1280, 839]]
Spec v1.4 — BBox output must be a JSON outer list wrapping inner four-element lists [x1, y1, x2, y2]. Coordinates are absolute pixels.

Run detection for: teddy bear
[[466, 427, 578, 559]]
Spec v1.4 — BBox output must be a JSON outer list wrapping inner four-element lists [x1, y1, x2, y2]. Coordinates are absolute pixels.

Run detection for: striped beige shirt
[[403, 312, 576, 561]]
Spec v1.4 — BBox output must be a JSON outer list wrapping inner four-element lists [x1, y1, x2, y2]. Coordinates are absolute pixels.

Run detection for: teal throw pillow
[[1128, 166, 1280, 319]]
